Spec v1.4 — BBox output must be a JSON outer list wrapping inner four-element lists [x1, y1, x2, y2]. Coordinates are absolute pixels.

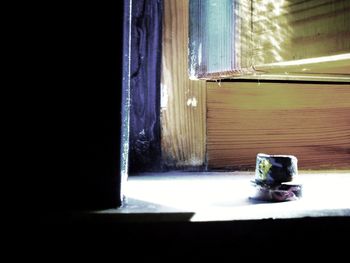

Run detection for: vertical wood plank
[[161, 0, 206, 168], [129, 0, 163, 172]]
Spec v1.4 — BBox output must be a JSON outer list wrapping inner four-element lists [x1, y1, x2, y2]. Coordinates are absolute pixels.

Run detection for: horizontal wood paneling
[[207, 82, 350, 170]]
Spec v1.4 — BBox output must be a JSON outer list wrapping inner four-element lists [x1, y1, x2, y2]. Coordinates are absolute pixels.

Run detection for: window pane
[[189, 0, 350, 81]]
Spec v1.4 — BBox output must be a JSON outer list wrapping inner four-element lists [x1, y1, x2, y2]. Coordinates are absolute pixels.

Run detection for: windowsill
[[33, 172, 350, 256], [86, 171, 350, 222]]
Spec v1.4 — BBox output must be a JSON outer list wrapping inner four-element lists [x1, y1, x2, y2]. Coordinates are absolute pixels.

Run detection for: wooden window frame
[[123, 0, 350, 182], [189, 0, 350, 81], [160, 0, 350, 171]]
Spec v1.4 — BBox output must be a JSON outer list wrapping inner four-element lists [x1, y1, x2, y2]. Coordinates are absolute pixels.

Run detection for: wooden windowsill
[[78, 171, 350, 223]]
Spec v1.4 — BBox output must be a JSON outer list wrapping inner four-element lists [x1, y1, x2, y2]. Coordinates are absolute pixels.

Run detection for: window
[[189, 0, 350, 81], [160, 0, 350, 171], [118, 0, 350, 222]]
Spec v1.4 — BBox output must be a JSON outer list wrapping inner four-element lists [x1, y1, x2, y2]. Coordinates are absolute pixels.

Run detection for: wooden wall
[[252, 0, 350, 65], [207, 82, 350, 170], [188, 0, 350, 80], [161, 0, 207, 168], [160, 0, 350, 171]]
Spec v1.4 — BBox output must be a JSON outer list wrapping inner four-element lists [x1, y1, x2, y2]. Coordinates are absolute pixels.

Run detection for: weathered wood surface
[[161, 0, 206, 168], [252, 0, 350, 64], [129, 0, 163, 172], [189, 0, 350, 80], [189, 0, 252, 77], [207, 81, 350, 170]]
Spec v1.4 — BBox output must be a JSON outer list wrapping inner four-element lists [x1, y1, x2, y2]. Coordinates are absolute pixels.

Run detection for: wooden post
[[128, 0, 163, 172], [161, 0, 207, 168]]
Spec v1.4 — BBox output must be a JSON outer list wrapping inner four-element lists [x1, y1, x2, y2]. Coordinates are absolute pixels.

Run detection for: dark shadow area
[[27, 215, 350, 260], [26, 1, 124, 217]]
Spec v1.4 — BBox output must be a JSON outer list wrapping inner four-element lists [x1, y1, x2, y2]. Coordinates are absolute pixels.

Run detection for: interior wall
[[207, 81, 350, 170]]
